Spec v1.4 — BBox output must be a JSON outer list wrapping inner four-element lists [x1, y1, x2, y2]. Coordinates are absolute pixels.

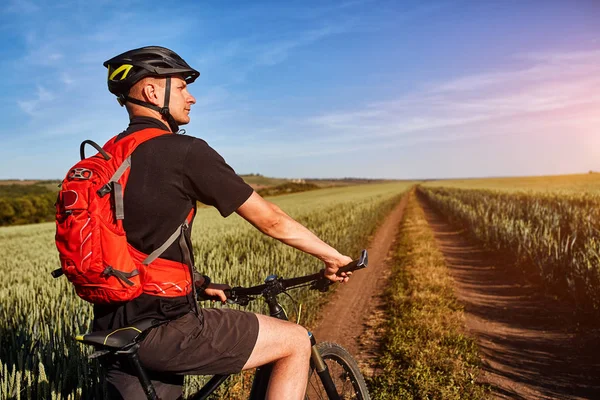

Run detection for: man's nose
[[188, 94, 196, 105]]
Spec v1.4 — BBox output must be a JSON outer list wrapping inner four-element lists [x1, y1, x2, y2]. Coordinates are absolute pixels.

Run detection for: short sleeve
[[183, 138, 253, 217]]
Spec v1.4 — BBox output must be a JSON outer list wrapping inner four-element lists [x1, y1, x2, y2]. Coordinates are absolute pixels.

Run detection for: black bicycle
[[76, 250, 371, 400]]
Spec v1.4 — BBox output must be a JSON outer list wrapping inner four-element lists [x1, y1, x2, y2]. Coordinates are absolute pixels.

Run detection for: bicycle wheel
[[305, 342, 370, 400]]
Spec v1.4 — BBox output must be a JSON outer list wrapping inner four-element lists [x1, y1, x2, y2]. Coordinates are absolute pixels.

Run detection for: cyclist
[[98, 46, 353, 399]]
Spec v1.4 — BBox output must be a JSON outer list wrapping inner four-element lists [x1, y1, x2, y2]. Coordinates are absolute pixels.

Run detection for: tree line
[[0, 184, 57, 226]]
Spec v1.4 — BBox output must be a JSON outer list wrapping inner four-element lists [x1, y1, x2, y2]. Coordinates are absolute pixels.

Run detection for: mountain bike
[[76, 250, 371, 399]]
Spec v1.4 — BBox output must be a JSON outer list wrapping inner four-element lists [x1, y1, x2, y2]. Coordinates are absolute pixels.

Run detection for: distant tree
[[0, 183, 57, 225], [0, 199, 15, 225], [31, 193, 55, 223], [14, 197, 35, 221]]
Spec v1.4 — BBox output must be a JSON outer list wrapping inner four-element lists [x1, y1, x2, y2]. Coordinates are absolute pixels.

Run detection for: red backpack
[[53, 128, 195, 304]]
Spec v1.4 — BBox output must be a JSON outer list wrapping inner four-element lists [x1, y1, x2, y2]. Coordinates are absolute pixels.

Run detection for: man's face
[[167, 76, 196, 125]]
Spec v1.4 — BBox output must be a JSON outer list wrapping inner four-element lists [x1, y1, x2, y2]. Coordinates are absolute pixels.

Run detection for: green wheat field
[[0, 182, 411, 399], [3, 173, 600, 399]]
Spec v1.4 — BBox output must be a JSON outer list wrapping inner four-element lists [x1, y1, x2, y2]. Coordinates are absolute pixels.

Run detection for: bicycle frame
[[107, 249, 368, 400], [188, 277, 340, 400]]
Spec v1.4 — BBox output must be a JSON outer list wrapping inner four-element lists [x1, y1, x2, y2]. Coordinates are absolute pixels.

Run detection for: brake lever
[[226, 288, 254, 306], [227, 295, 253, 306], [311, 277, 333, 292]]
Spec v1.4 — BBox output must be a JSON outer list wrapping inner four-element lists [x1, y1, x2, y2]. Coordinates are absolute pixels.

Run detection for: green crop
[[419, 186, 600, 314], [0, 182, 410, 399], [421, 173, 600, 194]]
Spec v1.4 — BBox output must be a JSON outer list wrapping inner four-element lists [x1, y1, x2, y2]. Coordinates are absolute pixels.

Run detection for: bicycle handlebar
[[197, 249, 368, 304]]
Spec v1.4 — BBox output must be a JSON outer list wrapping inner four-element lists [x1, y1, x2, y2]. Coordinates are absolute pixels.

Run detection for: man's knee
[[292, 325, 311, 357], [244, 315, 311, 369], [276, 320, 310, 358]]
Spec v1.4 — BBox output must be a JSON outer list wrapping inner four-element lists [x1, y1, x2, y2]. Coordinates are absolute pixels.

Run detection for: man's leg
[[242, 313, 312, 400]]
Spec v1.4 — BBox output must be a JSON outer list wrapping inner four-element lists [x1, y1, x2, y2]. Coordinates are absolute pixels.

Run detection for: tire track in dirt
[[418, 194, 600, 400], [311, 192, 409, 374]]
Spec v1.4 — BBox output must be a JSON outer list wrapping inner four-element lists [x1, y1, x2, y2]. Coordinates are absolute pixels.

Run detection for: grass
[[0, 181, 412, 399], [368, 190, 486, 399]]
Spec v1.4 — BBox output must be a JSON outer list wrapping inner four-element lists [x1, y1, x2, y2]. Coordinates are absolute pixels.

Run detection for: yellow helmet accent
[[108, 64, 134, 81]]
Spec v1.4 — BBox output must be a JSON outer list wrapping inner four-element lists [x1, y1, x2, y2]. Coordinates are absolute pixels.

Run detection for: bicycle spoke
[[307, 378, 327, 400], [329, 361, 355, 399], [305, 342, 370, 400], [306, 357, 363, 400]]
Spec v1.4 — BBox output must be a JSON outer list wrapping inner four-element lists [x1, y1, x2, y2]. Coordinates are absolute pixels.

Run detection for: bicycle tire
[[305, 342, 370, 400]]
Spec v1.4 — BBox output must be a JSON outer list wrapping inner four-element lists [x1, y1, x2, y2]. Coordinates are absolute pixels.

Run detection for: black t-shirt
[[92, 117, 253, 331]]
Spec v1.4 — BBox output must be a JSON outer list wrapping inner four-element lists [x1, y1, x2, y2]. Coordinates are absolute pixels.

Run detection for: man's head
[[104, 46, 199, 132], [125, 75, 196, 127]]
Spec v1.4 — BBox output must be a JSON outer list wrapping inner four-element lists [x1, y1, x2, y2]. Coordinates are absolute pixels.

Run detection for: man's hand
[[203, 283, 230, 303], [323, 255, 354, 283]]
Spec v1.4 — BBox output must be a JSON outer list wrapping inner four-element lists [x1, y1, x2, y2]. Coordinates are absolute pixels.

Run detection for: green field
[[5, 171, 599, 399], [0, 182, 411, 400], [419, 175, 600, 315], [0, 176, 396, 227], [423, 173, 600, 193]]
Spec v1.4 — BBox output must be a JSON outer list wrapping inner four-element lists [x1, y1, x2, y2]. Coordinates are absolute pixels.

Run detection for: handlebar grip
[[336, 249, 368, 275]]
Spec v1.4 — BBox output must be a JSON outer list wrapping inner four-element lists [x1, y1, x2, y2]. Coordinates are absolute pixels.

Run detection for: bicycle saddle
[[75, 318, 159, 351]]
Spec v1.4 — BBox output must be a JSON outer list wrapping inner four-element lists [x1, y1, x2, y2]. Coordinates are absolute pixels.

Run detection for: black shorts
[[105, 308, 259, 400]]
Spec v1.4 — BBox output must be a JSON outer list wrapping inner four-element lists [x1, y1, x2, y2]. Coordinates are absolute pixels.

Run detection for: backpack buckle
[[69, 168, 93, 180], [97, 183, 113, 197]]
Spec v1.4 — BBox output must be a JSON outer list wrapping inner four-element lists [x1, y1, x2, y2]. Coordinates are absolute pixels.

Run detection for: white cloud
[[61, 73, 75, 86], [17, 86, 55, 116], [23, 46, 64, 66], [301, 48, 600, 147], [194, 21, 355, 85], [252, 24, 350, 67], [518, 49, 600, 63], [428, 49, 600, 93]]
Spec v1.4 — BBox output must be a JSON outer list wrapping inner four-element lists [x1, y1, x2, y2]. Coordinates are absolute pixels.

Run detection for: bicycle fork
[[309, 332, 341, 400]]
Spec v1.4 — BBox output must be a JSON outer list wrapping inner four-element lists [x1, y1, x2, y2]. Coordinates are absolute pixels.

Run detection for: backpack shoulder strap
[[99, 128, 194, 266], [97, 128, 171, 219], [103, 128, 171, 160]]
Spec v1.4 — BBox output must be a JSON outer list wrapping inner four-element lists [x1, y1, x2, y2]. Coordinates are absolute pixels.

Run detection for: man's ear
[[141, 81, 161, 106]]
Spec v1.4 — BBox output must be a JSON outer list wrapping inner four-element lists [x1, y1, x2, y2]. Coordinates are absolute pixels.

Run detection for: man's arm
[[236, 191, 353, 282]]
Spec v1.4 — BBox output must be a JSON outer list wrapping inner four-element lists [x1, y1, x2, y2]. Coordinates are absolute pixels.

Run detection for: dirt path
[[418, 195, 600, 400], [311, 193, 408, 372]]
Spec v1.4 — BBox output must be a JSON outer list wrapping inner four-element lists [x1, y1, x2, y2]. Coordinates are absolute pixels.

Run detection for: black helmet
[[103, 46, 200, 133], [104, 46, 199, 97]]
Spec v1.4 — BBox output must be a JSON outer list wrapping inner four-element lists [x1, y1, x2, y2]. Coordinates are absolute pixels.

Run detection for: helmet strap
[[160, 77, 180, 134], [123, 76, 180, 133]]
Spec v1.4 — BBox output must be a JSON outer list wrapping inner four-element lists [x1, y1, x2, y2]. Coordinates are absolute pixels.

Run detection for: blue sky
[[1, 0, 599, 180]]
